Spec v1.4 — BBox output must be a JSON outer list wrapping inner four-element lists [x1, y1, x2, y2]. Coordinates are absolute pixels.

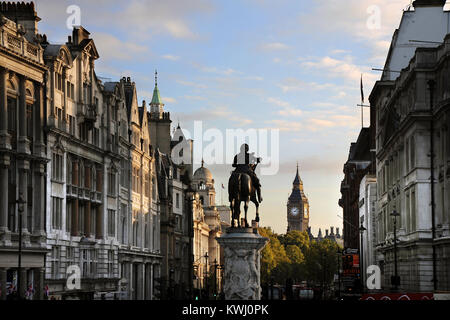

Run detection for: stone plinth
[[216, 228, 268, 300]]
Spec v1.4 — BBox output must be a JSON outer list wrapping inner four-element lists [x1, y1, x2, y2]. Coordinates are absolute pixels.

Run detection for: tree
[[259, 227, 290, 284]]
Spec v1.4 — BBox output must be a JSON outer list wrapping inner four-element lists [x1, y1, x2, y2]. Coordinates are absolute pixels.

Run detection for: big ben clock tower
[[287, 164, 310, 232]]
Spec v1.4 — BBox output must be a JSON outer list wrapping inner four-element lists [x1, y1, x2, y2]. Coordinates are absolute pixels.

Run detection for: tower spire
[[155, 69, 158, 87]]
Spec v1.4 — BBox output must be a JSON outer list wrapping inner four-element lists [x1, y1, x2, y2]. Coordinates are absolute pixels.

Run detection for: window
[[52, 153, 64, 182], [80, 249, 97, 278], [145, 173, 150, 198], [120, 204, 127, 244], [90, 207, 96, 238], [66, 201, 72, 233], [51, 246, 60, 279], [79, 205, 85, 235], [56, 73, 63, 91], [152, 177, 156, 200], [176, 193, 180, 208], [90, 249, 97, 278], [56, 107, 63, 129], [108, 250, 114, 276], [93, 128, 99, 147], [7, 97, 17, 141], [26, 104, 33, 141], [67, 81, 75, 99], [79, 123, 88, 142], [108, 209, 116, 237], [120, 160, 129, 188], [68, 115, 76, 136], [410, 136, 415, 170], [108, 170, 116, 196], [52, 197, 63, 230]]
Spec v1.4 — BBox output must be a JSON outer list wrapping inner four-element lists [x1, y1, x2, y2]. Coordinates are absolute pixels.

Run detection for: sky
[[32, 0, 422, 235]]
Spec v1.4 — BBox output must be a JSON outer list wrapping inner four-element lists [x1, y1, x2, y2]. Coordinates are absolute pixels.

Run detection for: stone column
[[62, 68, 68, 130], [149, 263, 154, 300], [48, 64, 56, 127], [33, 162, 46, 242], [0, 268, 6, 300], [34, 268, 44, 300], [138, 263, 144, 300], [71, 161, 79, 236], [0, 67, 11, 149], [18, 75, 29, 154], [18, 161, 29, 234], [19, 268, 27, 298], [33, 81, 45, 157], [216, 228, 268, 300]]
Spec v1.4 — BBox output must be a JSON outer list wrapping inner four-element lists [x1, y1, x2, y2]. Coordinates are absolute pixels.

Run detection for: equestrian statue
[[228, 144, 262, 228]]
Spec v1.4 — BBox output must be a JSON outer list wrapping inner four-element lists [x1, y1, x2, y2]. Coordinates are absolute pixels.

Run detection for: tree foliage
[[259, 228, 342, 287]]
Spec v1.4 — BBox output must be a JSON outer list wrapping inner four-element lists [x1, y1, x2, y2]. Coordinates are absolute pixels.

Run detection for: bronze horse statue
[[228, 163, 260, 228]]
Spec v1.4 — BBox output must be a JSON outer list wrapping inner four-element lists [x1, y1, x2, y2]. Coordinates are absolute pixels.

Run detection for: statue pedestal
[[216, 228, 268, 300]]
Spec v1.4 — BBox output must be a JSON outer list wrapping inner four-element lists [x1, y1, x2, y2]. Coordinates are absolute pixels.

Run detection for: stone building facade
[[191, 161, 229, 297], [370, 35, 450, 292], [0, 2, 48, 300]]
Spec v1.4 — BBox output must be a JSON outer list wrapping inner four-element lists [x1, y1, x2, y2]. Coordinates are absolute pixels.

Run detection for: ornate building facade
[[0, 2, 48, 300], [287, 164, 309, 232], [371, 35, 450, 292]]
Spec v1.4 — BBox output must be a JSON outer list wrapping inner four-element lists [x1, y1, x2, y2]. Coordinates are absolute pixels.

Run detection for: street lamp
[[390, 209, 401, 291], [204, 252, 209, 300], [359, 222, 366, 294], [336, 248, 342, 300], [16, 192, 26, 300]]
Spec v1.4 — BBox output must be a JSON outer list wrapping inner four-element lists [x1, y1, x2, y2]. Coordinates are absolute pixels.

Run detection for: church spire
[[150, 69, 165, 116]]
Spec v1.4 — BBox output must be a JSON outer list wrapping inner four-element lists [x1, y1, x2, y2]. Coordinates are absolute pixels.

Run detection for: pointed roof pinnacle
[[293, 162, 301, 186], [151, 69, 163, 106]]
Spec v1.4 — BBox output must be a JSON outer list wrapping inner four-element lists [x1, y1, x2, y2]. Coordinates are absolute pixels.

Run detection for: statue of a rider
[[232, 143, 262, 203]]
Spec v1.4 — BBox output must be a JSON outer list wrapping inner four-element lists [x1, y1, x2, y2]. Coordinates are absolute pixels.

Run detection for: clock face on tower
[[290, 207, 299, 217]]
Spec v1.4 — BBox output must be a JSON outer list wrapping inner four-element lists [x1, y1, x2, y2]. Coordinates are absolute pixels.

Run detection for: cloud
[[162, 54, 180, 61], [93, 32, 150, 61], [299, 56, 379, 85], [184, 95, 207, 101], [260, 42, 290, 51], [163, 97, 177, 104], [278, 77, 335, 93], [266, 97, 303, 117], [176, 80, 208, 89], [116, 0, 214, 40], [298, 0, 407, 60], [175, 106, 253, 127], [267, 97, 291, 108]]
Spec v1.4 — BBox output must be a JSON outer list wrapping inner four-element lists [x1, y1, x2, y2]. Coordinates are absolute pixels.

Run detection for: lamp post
[[16, 192, 26, 300], [390, 209, 400, 291], [204, 252, 209, 300], [359, 222, 366, 294], [336, 249, 342, 300]]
